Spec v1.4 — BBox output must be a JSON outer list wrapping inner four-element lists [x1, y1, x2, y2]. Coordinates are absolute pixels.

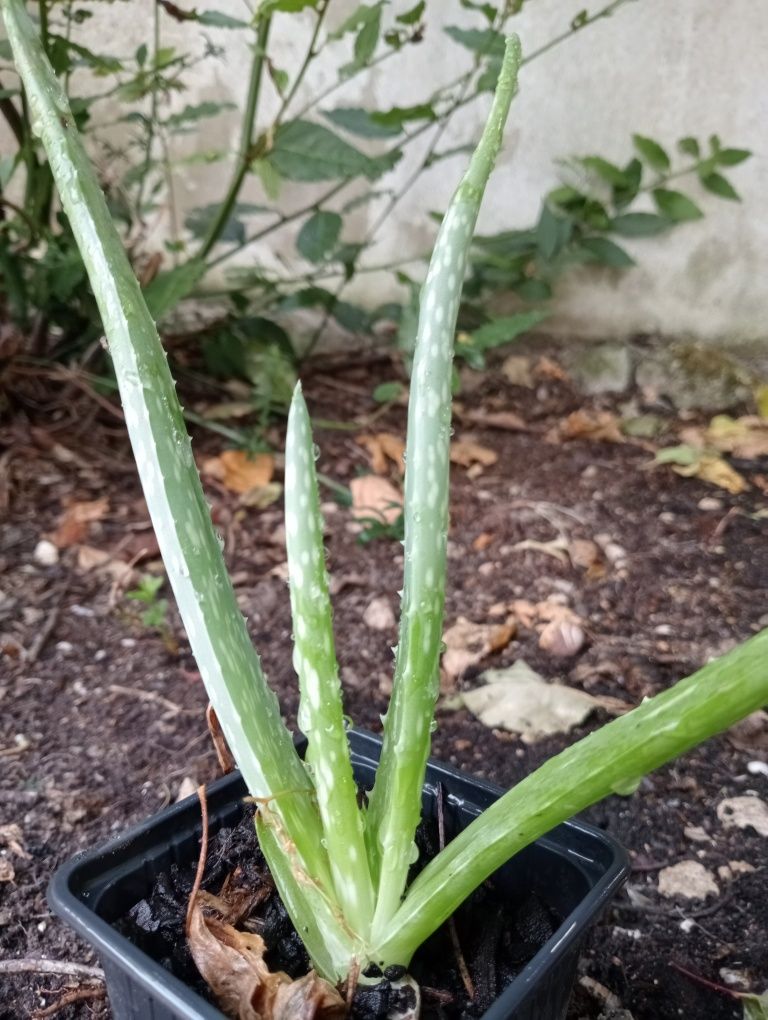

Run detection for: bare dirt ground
[[1, 347, 766, 1019]]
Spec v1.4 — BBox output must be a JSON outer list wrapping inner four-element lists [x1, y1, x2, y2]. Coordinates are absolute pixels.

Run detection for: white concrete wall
[[4, 0, 766, 343]]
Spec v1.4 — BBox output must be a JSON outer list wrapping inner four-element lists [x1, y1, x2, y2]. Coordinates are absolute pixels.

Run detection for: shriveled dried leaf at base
[[441, 616, 516, 686], [187, 902, 344, 1020], [202, 450, 275, 495], [356, 432, 405, 475], [460, 661, 626, 743], [349, 475, 403, 524]]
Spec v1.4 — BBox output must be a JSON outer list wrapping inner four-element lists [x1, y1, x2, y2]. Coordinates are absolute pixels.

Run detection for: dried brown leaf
[[461, 661, 622, 743], [356, 432, 405, 475], [535, 355, 569, 381], [350, 476, 403, 524], [556, 409, 624, 444], [454, 407, 527, 432], [188, 904, 344, 1020], [449, 439, 498, 469], [203, 451, 274, 495], [50, 497, 109, 548], [673, 455, 749, 495], [441, 616, 516, 685]]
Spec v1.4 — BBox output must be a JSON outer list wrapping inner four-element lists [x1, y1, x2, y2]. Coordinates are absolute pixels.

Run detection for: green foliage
[[126, 573, 170, 631], [465, 131, 751, 314], [0, 0, 752, 439]]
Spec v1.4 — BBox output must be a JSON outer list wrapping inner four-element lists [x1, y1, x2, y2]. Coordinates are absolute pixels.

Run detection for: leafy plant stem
[[273, 0, 328, 125], [523, 0, 637, 66], [197, 14, 272, 259], [375, 628, 768, 964], [366, 36, 523, 942], [135, 3, 161, 220]]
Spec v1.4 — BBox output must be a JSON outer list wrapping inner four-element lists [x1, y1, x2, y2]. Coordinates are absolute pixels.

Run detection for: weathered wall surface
[[3, 0, 766, 344]]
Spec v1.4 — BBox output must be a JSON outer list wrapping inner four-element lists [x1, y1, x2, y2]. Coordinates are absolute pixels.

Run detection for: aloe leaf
[[366, 35, 523, 938], [0, 0, 332, 891], [255, 812, 363, 982], [375, 628, 768, 964], [285, 384, 374, 934]]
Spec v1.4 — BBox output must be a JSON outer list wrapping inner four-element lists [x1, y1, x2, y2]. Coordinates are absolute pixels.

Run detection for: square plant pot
[[48, 729, 629, 1020]]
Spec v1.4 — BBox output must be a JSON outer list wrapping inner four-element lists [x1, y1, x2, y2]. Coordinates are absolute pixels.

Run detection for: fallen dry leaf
[[673, 454, 749, 495], [535, 355, 569, 381], [449, 439, 498, 469], [500, 354, 534, 388], [554, 409, 625, 444], [188, 903, 344, 1020], [76, 544, 135, 584], [460, 661, 622, 743], [349, 475, 403, 525], [49, 497, 109, 548], [441, 616, 516, 686], [203, 450, 274, 495], [0, 859, 14, 883], [657, 861, 719, 900], [362, 596, 396, 631], [717, 796, 768, 837], [356, 432, 405, 475], [697, 414, 768, 460], [453, 405, 527, 432]]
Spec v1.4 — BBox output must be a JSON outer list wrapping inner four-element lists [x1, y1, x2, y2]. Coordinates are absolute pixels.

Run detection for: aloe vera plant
[[5, 0, 768, 999]]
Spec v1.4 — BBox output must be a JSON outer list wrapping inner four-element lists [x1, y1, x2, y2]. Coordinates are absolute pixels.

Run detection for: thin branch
[[196, 15, 273, 259], [0, 960, 104, 980], [273, 0, 328, 125]]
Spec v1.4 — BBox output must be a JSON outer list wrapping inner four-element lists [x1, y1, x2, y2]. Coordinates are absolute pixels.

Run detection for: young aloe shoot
[[6, 0, 768, 1002]]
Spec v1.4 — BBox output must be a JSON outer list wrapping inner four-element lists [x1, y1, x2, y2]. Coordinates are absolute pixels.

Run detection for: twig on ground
[[107, 684, 186, 719], [0, 959, 104, 980], [436, 784, 474, 1002], [26, 587, 66, 664], [31, 983, 106, 1019]]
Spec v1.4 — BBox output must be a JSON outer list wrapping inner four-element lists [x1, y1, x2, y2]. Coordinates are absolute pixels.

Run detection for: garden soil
[[1, 347, 766, 1020]]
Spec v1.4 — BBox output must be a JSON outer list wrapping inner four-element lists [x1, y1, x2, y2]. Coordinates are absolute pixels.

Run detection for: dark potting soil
[[120, 802, 559, 1019]]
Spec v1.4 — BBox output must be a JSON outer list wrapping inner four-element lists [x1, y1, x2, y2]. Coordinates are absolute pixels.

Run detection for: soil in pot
[[119, 800, 562, 1019]]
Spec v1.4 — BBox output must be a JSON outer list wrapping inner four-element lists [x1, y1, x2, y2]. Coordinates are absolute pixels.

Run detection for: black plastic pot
[[49, 729, 628, 1020]]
